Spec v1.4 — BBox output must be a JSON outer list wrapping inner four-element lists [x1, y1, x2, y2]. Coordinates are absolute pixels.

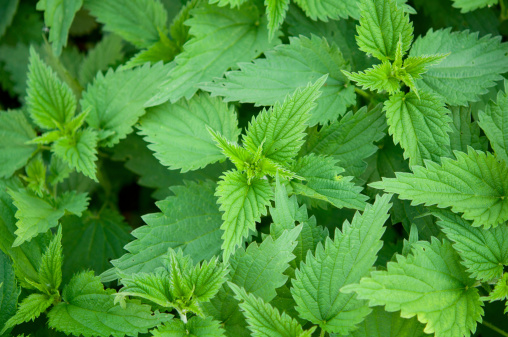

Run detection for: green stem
[[319, 328, 326, 337], [501, 0, 508, 21], [483, 320, 508, 337], [354, 87, 372, 100]]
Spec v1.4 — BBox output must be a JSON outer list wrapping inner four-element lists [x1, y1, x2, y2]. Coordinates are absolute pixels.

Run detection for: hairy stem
[[483, 320, 508, 337]]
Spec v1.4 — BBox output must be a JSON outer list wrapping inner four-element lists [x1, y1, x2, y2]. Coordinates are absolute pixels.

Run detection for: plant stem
[[319, 328, 326, 337], [483, 320, 508, 337], [501, 0, 508, 21], [354, 87, 372, 100]]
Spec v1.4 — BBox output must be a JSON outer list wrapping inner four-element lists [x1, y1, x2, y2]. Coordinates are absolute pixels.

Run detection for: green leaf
[[187, 257, 228, 303], [216, 170, 273, 261], [208, 129, 252, 172], [0, 0, 18, 38], [208, 0, 247, 8], [26, 47, 76, 130], [290, 154, 368, 210], [124, 33, 179, 69], [451, 0, 498, 13], [36, 0, 83, 56], [148, 2, 278, 105], [409, 28, 508, 105], [118, 269, 174, 308], [47, 271, 172, 337], [8, 188, 88, 247], [293, 0, 360, 21], [403, 54, 448, 79], [291, 194, 392, 334], [265, 0, 289, 40], [356, 0, 413, 61], [2, 293, 55, 333], [343, 61, 400, 95], [243, 76, 325, 164], [52, 128, 98, 181], [432, 209, 508, 282], [78, 34, 124, 86], [383, 91, 452, 167], [229, 283, 316, 337], [346, 306, 426, 337], [38, 226, 63, 294], [304, 104, 386, 177], [342, 239, 484, 337], [201, 35, 355, 126], [104, 180, 222, 281], [80, 62, 171, 147], [153, 316, 225, 337], [486, 272, 508, 301], [24, 158, 46, 197], [0, 250, 19, 333], [449, 106, 487, 153], [479, 86, 508, 163], [61, 209, 132, 283], [139, 93, 240, 172], [84, 0, 168, 48], [0, 110, 37, 178], [370, 148, 508, 228]]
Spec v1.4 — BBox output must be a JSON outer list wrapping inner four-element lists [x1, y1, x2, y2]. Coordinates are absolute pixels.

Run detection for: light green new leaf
[[202, 35, 355, 126], [2, 293, 55, 333], [343, 61, 400, 95], [0, 250, 18, 332], [47, 271, 172, 337], [265, 0, 289, 40], [80, 62, 171, 147], [26, 47, 76, 130], [36, 0, 83, 56], [383, 91, 452, 167], [293, 0, 360, 21], [346, 307, 425, 337], [409, 28, 508, 105], [208, 0, 248, 8], [38, 226, 62, 294], [139, 93, 240, 172], [148, 2, 277, 105], [208, 128, 251, 172], [479, 86, 508, 163], [103, 181, 222, 281], [403, 54, 448, 79], [24, 158, 46, 197], [356, 0, 413, 61], [243, 77, 325, 164], [78, 34, 124, 86], [270, 177, 311, 234], [487, 273, 508, 302], [0, 110, 37, 178], [52, 128, 98, 180], [304, 105, 386, 178], [291, 194, 392, 334], [153, 316, 225, 337], [432, 209, 508, 282], [188, 257, 229, 303], [370, 149, 508, 228], [448, 106, 487, 153], [230, 283, 316, 337], [216, 170, 273, 261], [84, 0, 167, 48], [8, 188, 89, 247], [451, 0, 498, 13], [124, 33, 179, 69], [290, 154, 368, 210], [342, 239, 484, 337], [118, 269, 174, 308]]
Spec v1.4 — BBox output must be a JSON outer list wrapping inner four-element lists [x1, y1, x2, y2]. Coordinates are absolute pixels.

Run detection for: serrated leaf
[[486, 272, 508, 301], [201, 35, 355, 126], [104, 180, 222, 281], [304, 104, 386, 177], [449, 106, 487, 153], [47, 271, 172, 337], [139, 93, 240, 172], [356, 0, 413, 61], [451, 0, 498, 13], [80, 62, 171, 147], [84, 0, 168, 48], [0, 110, 37, 178], [38, 226, 62, 294], [36, 0, 83, 56], [370, 148, 508, 228], [187, 257, 228, 303], [26, 47, 76, 130], [124, 33, 179, 69], [2, 293, 55, 333], [208, 128, 252, 172], [153, 316, 225, 337], [432, 208, 508, 282], [343, 61, 400, 95], [0, 250, 18, 332], [479, 87, 508, 163], [293, 0, 360, 21], [290, 154, 368, 210], [118, 269, 174, 308], [342, 239, 484, 337], [52, 128, 98, 180], [216, 170, 273, 261], [265, 0, 289, 40], [403, 54, 448, 79], [291, 194, 392, 334], [230, 283, 316, 337], [208, 0, 247, 8], [148, 2, 278, 105], [383, 91, 452, 167], [78, 34, 124, 86], [409, 28, 508, 105]]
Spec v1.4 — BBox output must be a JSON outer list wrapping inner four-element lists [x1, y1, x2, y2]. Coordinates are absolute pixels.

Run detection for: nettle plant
[[1, 0, 508, 336]]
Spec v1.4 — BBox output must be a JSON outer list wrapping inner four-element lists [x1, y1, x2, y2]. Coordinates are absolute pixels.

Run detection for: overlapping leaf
[[479, 85, 508, 162]]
